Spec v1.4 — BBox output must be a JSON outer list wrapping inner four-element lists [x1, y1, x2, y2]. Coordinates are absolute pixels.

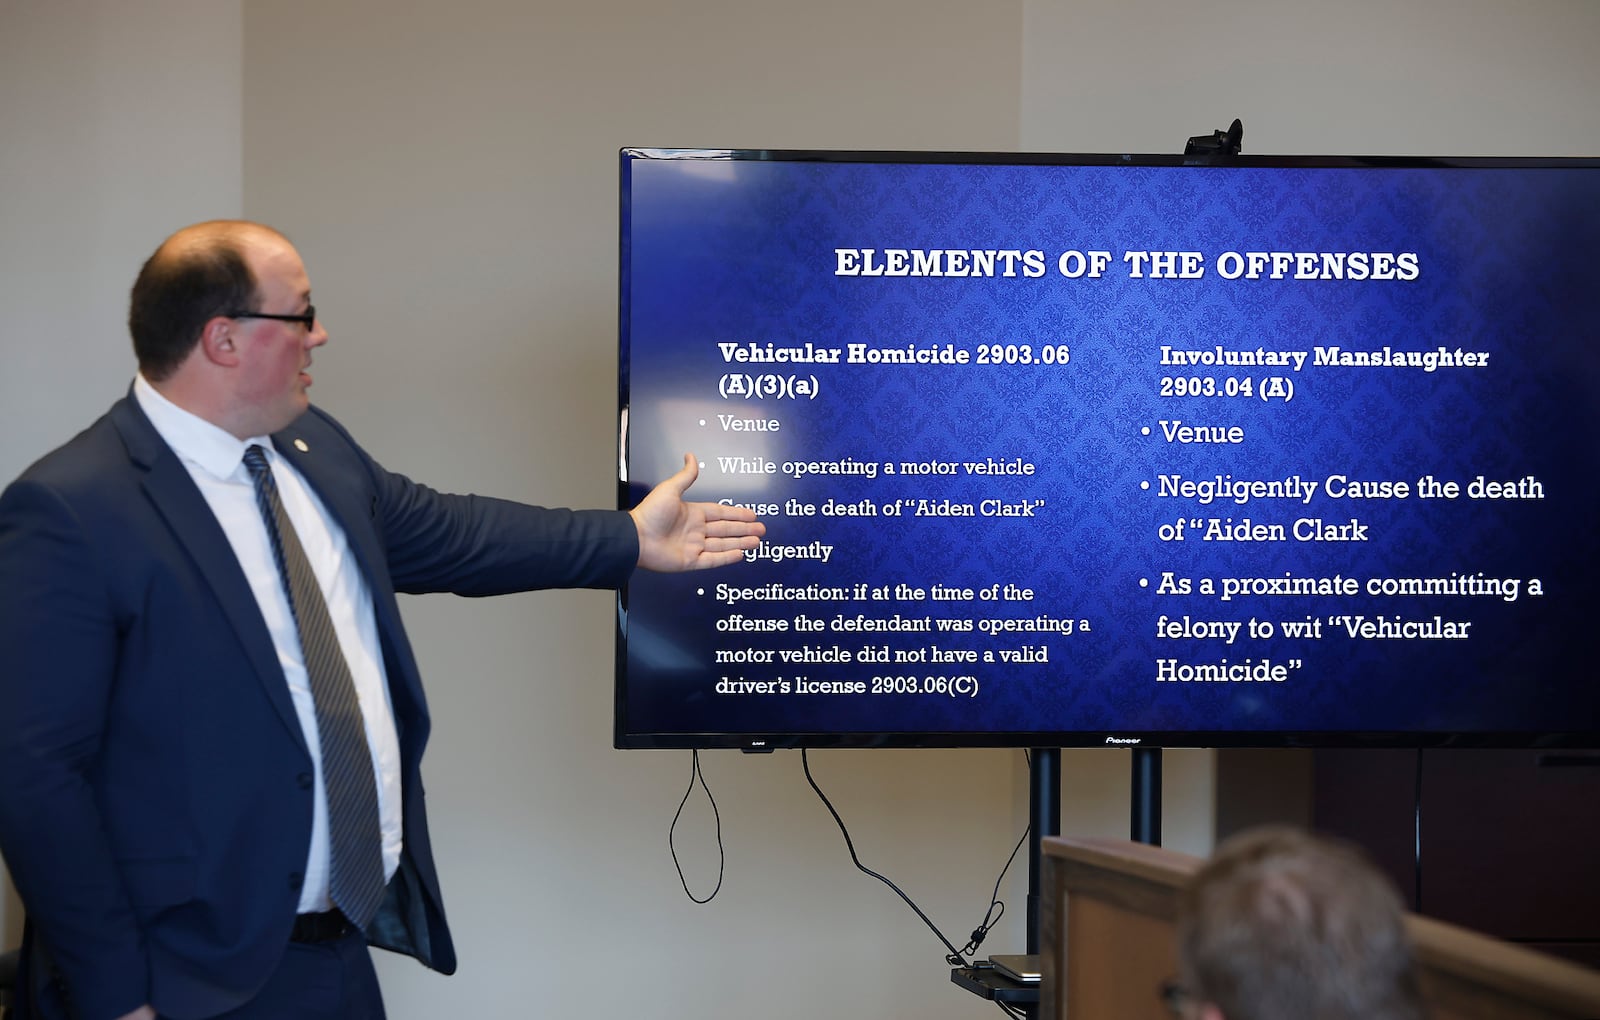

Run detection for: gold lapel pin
[[294, 439, 309, 452]]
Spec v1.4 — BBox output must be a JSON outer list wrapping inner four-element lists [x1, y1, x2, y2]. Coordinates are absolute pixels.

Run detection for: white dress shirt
[[133, 376, 402, 913]]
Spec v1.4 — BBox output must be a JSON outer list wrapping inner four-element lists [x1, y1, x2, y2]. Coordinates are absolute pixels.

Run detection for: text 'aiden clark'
[[723, 497, 1047, 519]]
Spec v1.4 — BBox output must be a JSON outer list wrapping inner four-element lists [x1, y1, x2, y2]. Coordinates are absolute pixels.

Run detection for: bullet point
[[697, 588, 705, 596], [1140, 480, 1150, 490], [1141, 426, 1151, 436], [1139, 577, 1149, 588], [699, 419, 706, 426]]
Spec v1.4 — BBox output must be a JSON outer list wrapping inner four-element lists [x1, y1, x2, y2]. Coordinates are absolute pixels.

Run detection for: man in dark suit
[[0, 220, 764, 1020]]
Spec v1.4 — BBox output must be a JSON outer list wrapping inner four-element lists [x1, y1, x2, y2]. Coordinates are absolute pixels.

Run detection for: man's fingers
[[704, 517, 765, 538]]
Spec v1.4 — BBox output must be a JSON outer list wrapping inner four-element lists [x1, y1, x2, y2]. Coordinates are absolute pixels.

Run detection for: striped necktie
[[243, 444, 386, 928]]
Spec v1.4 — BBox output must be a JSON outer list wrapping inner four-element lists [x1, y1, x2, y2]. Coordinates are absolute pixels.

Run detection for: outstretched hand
[[629, 453, 765, 571]]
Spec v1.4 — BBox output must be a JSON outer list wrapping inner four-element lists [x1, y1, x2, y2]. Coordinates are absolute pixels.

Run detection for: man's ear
[[199, 315, 240, 366]]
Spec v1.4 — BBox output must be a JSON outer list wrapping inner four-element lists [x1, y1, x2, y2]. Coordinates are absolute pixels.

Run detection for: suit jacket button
[[289, 871, 304, 890], [297, 772, 313, 789]]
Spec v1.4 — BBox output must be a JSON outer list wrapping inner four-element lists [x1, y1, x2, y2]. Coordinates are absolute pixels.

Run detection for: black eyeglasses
[[1160, 979, 1195, 1016], [228, 305, 316, 328]]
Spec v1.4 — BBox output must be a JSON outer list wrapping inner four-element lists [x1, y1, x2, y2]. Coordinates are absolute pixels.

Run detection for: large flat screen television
[[615, 147, 1600, 750]]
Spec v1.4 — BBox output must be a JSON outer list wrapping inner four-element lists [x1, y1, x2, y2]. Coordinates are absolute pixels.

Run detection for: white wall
[[0, 0, 244, 953]]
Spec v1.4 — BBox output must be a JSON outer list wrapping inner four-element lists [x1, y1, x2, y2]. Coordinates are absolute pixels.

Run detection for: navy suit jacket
[[0, 396, 638, 1019]]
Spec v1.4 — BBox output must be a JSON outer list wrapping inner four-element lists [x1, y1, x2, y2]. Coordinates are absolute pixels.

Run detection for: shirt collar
[[133, 374, 274, 480]]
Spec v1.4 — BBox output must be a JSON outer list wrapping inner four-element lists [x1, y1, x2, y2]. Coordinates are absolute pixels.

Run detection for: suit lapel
[[270, 427, 388, 592], [109, 397, 309, 751]]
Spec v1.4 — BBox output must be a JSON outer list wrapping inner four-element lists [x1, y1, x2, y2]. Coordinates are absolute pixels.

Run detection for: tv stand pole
[[1025, 746, 1160, 952], [1131, 747, 1162, 846], [1026, 747, 1061, 954]]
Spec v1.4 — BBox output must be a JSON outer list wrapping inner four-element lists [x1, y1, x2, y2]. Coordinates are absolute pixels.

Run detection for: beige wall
[[1021, 0, 1600, 155]]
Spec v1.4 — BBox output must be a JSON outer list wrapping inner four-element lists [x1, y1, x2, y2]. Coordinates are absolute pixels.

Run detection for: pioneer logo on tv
[[1105, 736, 1142, 745]]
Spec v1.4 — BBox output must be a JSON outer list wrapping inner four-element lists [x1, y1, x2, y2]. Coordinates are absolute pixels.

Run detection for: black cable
[[960, 748, 1032, 958], [802, 748, 972, 965], [960, 819, 1028, 958], [669, 749, 725, 903], [994, 998, 1026, 1020]]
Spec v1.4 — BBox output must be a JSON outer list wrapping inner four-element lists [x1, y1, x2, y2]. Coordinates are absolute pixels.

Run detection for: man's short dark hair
[[128, 224, 263, 382], [1176, 826, 1425, 1020]]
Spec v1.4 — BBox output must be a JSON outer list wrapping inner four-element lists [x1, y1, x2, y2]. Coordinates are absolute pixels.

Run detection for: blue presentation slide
[[619, 154, 1600, 745]]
